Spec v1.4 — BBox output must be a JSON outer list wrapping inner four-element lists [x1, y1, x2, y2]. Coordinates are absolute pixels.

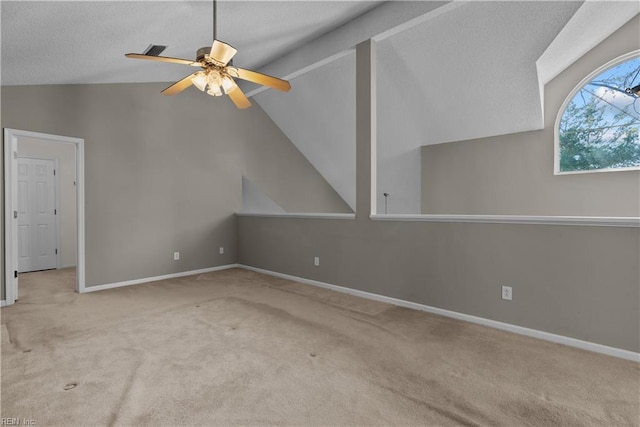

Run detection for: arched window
[[556, 53, 640, 174]]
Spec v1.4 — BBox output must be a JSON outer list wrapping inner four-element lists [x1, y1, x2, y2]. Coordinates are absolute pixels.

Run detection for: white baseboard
[[239, 265, 640, 362], [0, 300, 6, 307], [83, 264, 239, 293]]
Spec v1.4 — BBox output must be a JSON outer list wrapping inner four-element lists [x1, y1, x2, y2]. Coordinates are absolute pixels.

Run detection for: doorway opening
[[4, 129, 86, 305]]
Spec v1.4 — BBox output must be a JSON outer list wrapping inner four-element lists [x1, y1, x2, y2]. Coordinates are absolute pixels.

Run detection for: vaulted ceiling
[[252, 1, 639, 212], [2, 1, 639, 213], [1, 1, 383, 85]]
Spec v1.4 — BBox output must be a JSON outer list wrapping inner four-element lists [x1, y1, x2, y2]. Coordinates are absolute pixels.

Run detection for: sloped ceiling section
[[377, 1, 581, 148], [254, 1, 582, 214], [374, 1, 581, 213], [537, 1, 640, 86], [255, 52, 356, 211]]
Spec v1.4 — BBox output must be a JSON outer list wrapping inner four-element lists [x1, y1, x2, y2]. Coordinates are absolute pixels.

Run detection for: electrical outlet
[[314, 257, 320, 266], [219, 247, 224, 254], [502, 286, 512, 301], [173, 252, 180, 261]]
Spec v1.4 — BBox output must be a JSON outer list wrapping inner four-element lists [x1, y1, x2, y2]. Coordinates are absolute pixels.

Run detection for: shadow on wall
[[253, 53, 357, 213], [241, 176, 286, 214], [377, 41, 430, 215], [377, 147, 422, 214]]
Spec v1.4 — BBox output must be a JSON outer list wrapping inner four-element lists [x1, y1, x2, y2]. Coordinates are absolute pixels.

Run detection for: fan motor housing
[[196, 47, 211, 63]]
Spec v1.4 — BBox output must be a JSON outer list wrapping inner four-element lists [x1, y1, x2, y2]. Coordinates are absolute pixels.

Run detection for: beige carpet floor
[[1, 267, 638, 426]]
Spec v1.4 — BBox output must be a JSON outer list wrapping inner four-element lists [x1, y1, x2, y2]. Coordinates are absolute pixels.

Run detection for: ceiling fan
[[125, 0, 290, 109]]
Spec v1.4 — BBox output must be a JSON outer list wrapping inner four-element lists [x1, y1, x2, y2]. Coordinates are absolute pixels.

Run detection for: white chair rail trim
[[370, 214, 640, 227]]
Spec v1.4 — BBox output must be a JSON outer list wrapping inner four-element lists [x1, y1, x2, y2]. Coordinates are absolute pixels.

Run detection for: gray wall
[[237, 19, 640, 353], [18, 136, 77, 268], [422, 15, 640, 216], [1, 82, 349, 295], [238, 217, 639, 352]]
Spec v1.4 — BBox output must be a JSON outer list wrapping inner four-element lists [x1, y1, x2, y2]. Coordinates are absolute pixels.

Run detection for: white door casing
[[17, 157, 58, 273], [4, 128, 86, 305]]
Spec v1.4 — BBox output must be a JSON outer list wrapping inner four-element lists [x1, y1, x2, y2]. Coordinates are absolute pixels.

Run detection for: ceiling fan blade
[[161, 72, 198, 96], [125, 53, 201, 67], [234, 68, 291, 92], [209, 40, 237, 66], [227, 87, 252, 109]]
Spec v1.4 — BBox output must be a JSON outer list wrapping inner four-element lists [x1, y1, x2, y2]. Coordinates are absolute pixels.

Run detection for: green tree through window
[[558, 56, 640, 172]]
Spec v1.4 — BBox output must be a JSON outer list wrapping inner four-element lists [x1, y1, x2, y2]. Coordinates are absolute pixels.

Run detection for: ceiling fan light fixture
[[207, 69, 222, 88], [207, 85, 223, 97], [191, 72, 208, 91], [221, 75, 237, 94]]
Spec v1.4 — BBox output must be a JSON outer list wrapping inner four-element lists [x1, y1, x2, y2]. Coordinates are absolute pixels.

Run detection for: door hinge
[[14, 271, 18, 278], [54, 209, 57, 215], [14, 210, 18, 219], [13, 151, 18, 160], [55, 248, 58, 255]]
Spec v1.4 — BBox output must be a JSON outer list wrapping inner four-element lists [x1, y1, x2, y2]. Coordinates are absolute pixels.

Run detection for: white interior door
[[17, 157, 58, 273]]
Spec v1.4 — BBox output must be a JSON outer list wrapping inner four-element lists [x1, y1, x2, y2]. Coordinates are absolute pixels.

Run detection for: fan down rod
[[213, 0, 217, 41]]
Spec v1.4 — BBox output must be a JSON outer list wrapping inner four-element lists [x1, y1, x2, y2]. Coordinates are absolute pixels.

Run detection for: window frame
[[554, 49, 640, 175]]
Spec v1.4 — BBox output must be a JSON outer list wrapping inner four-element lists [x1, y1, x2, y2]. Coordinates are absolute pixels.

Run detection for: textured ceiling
[[537, 1, 640, 85], [0, 1, 382, 85], [376, 1, 582, 146]]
